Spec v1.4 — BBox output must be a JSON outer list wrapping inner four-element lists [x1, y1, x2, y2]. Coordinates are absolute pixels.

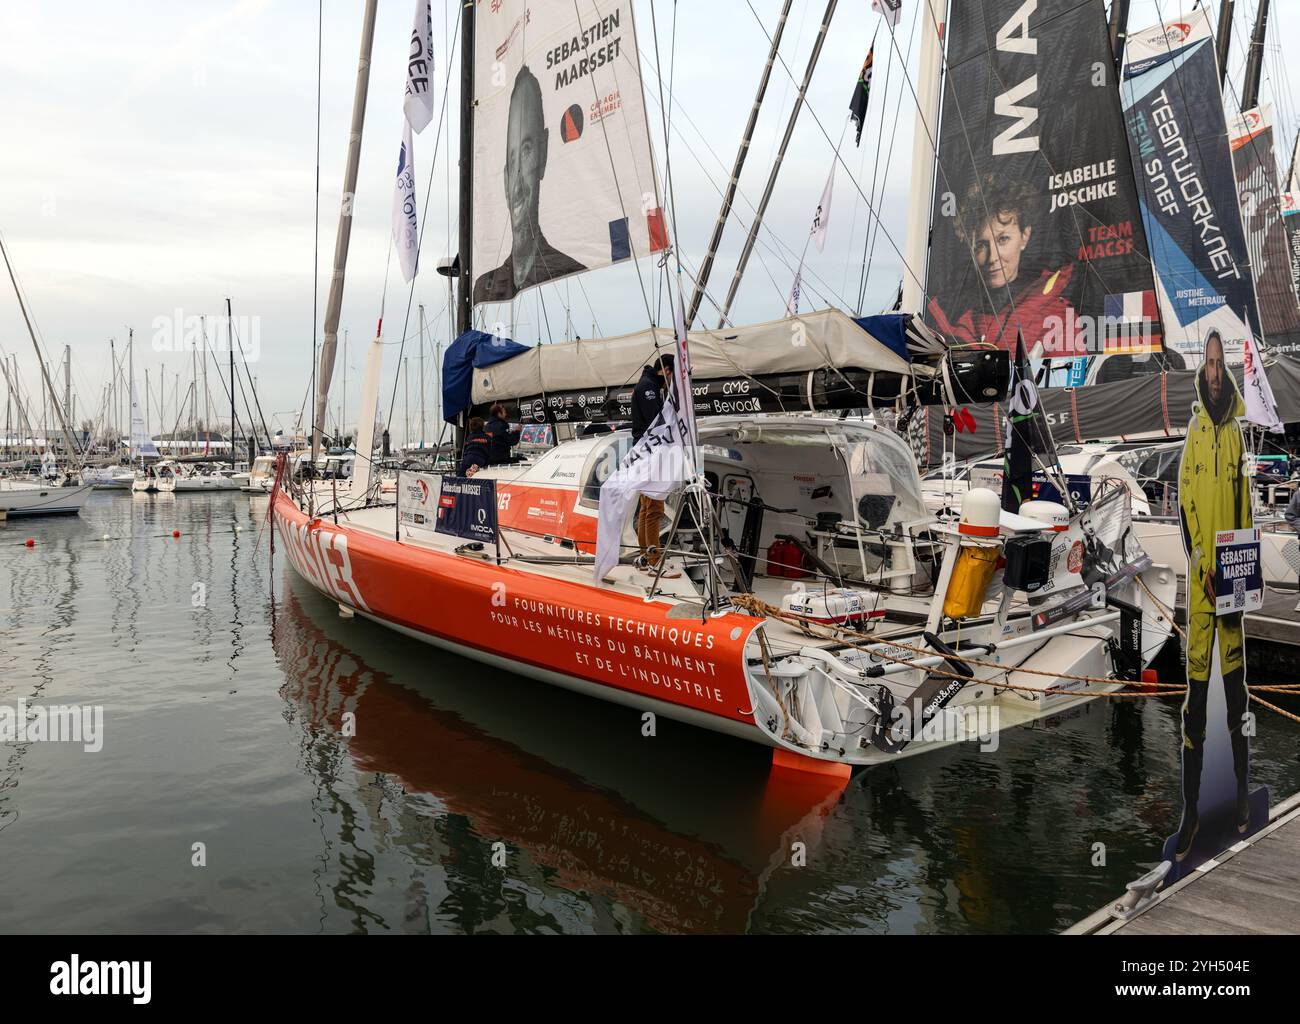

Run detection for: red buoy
[[172, 529, 181, 539], [24, 538, 35, 548]]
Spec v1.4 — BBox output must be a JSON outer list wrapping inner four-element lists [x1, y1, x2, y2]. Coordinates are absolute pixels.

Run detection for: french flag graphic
[[1103, 290, 1160, 354], [608, 208, 670, 262], [1104, 290, 1157, 323]]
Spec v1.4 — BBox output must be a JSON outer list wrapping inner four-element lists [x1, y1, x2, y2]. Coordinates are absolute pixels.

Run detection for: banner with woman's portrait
[[924, 0, 1161, 385]]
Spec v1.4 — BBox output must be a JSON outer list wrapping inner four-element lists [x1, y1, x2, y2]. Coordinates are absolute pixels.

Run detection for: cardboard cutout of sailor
[[1165, 330, 1269, 877], [473, 66, 586, 304]]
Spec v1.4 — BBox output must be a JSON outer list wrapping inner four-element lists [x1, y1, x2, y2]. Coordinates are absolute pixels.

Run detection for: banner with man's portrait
[[471, 0, 668, 306], [923, 0, 1161, 386]]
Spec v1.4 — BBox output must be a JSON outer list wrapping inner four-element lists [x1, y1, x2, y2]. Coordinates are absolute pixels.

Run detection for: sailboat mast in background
[[1242, 0, 1270, 110], [1216, 0, 1235, 88], [312, 0, 379, 467]]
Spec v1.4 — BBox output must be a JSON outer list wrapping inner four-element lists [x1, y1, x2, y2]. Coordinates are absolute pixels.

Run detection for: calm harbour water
[[1, 491, 1298, 934]]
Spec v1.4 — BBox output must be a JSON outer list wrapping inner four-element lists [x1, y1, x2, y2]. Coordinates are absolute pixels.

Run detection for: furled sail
[[923, 0, 1162, 387], [1228, 104, 1300, 355], [470, 309, 919, 400], [1121, 9, 1260, 368], [445, 310, 1000, 426], [471, 0, 666, 306], [129, 378, 158, 460]]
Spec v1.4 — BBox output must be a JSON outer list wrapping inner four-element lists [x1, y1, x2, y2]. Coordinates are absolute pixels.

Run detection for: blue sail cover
[[853, 314, 911, 363], [442, 330, 531, 423]]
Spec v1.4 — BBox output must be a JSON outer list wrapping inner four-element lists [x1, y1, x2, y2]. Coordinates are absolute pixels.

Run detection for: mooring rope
[[730, 594, 1300, 719]]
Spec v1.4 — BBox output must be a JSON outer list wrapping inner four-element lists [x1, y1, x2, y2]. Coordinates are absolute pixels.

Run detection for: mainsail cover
[[1229, 104, 1300, 355], [468, 309, 922, 407], [471, 0, 666, 306], [1121, 10, 1261, 368], [923, 0, 1162, 386]]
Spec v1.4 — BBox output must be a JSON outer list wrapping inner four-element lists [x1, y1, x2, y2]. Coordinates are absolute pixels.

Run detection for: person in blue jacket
[[485, 403, 522, 465], [458, 417, 491, 476]]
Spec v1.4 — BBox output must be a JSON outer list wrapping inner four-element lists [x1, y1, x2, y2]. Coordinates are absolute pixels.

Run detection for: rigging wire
[[310, 0, 322, 464]]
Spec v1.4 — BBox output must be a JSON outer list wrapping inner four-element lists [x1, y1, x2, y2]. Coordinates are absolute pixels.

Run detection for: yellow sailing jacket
[[1178, 369, 1251, 614]]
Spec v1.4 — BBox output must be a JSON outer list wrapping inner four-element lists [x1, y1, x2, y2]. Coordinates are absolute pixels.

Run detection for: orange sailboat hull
[[272, 489, 767, 739]]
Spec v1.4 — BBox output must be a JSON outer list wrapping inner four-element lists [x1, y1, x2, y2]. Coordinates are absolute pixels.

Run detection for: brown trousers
[[637, 495, 665, 564]]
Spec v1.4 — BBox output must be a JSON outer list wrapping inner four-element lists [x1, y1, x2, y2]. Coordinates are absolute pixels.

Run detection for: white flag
[[392, 121, 419, 282], [593, 383, 695, 583], [785, 270, 802, 317], [1243, 333, 1283, 432], [872, 0, 903, 29], [403, 0, 435, 133], [811, 162, 835, 253]]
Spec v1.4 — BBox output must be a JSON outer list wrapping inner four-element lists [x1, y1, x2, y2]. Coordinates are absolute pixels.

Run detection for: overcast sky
[[0, 0, 1294, 443]]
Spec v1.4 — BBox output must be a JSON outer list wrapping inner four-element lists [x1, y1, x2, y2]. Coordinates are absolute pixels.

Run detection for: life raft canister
[[943, 488, 1004, 620]]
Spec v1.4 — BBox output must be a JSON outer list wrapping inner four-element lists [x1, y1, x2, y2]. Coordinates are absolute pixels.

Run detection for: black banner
[[925, 0, 1161, 381], [435, 476, 498, 544]]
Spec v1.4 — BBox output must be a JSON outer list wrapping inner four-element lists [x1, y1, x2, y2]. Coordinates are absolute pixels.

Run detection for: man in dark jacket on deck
[[485, 403, 522, 465], [631, 354, 673, 443]]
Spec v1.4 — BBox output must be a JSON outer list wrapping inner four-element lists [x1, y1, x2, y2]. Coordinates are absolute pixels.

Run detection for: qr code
[[1233, 578, 1246, 608]]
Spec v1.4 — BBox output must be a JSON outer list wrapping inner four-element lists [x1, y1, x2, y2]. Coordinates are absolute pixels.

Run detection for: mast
[[686, 0, 793, 328], [456, 3, 474, 346], [227, 297, 236, 462], [1108, 0, 1131, 66], [1217, 0, 1236, 89], [453, 0, 475, 451], [201, 315, 209, 438], [901, 0, 945, 313], [717, 0, 837, 328], [0, 232, 81, 465], [1242, 0, 1269, 110], [312, 0, 379, 465], [63, 345, 71, 426], [128, 328, 134, 460], [109, 337, 116, 452]]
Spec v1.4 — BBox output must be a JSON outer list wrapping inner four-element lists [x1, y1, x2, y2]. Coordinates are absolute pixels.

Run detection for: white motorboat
[[241, 455, 278, 493], [82, 466, 135, 490], [133, 460, 177, 493], [172, 464, 241, 492]]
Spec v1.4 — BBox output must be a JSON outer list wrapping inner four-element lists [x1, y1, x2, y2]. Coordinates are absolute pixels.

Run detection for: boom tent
[[445, 309, 1007, 424]]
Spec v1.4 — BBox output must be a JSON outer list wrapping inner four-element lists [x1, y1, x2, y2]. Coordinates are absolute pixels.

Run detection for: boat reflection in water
[[270, 575, 849, 934]]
